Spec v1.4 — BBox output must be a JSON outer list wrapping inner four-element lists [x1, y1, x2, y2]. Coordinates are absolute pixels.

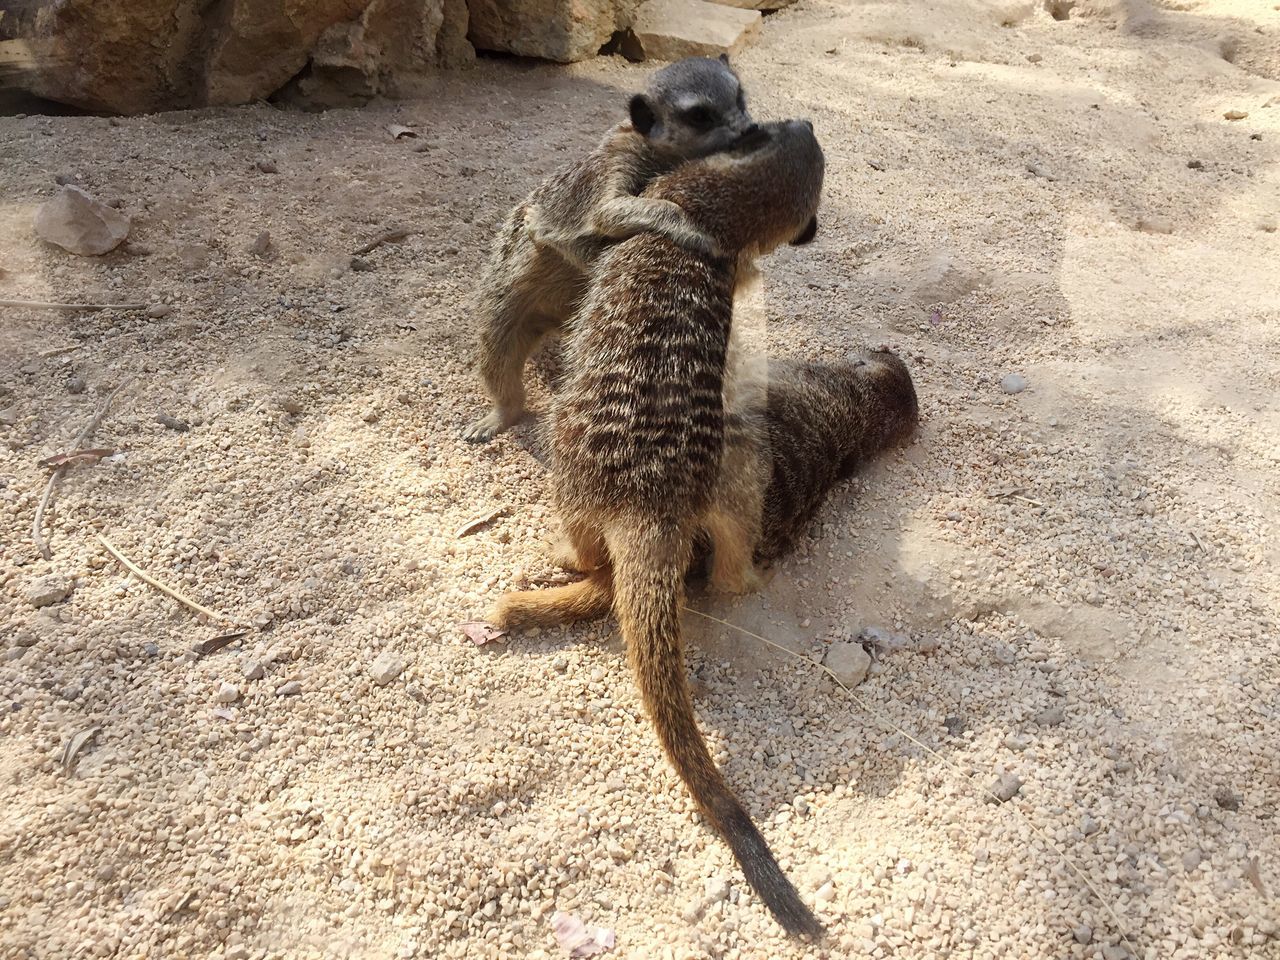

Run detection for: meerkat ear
[[629, 94, 657, 136]]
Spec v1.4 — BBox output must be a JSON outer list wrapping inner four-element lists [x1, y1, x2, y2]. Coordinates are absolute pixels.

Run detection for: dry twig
[[352, 227, 419, 256], [33, 377, 133, 559], [0, 298, 147, 312], [97, 533, 226, 622]]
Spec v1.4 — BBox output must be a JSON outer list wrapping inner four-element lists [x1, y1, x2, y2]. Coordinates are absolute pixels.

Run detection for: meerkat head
[[644, 118, 825, 258], [850, 349, 919, 446], [629, 55, 754, 161]]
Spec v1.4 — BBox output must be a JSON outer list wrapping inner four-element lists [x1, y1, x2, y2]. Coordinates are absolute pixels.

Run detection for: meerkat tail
[[489, 570, 613, 629], [606, 528, 824, 939]]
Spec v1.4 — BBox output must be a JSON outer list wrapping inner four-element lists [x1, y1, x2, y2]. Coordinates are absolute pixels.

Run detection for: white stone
[[26, 576, 73, 608], [369, 650, 405, 687], [215, 682, 241, 704]]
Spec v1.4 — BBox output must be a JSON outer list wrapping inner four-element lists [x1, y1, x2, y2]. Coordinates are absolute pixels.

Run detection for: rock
[[251, 231, 272, 257], [34, 186, 130, 256], [1224, 110, 1247, 121], [14, 0, 474, 114], [1034, 704, 1066, 727], [1214, 787, 1241, 811], [26, 576, 72, 609], [813, 880, 835, 902], [146, 304, 173, 319], [276, 680, 303, 697], [369, 650, 405, 686], [215, 682, 241, 703], [943, 715, 966, 737], [256, 159, 279, 175], [1186, 159, 1204, 170], [1181, 848, 1203, 871], [302, 0, 472, 102], [1136, 216, 1173, 234], [350, 257, 375, 272], [1000, 373, 1028, 394], [823, 641, 871, 688], [1080, 815, 1100, 836], [710, 0, 795, 9], [631, 0, 762, 61], [703, 876, 729, 903], [1101, 945, 1131, 960], [156, 413, 190, 432], [242, 659, 265, 681], [1026, 161, 1056, 180], [986, 772, 1023, 803], [0, 407, 17, 427], [67, 376, 87, 395], [142, 642, 160, 657], [469, 0, 634, 62], [1073, 925, 1093, 945]]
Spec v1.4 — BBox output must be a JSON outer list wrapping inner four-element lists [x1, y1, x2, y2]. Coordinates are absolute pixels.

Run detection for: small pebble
[[350, 257, 375, 272], [823, 641, 871, 688], [215, 682, 240, 704], [1081, 815, 1101, 836], [276, 680, 302, 697], [146, 304, 173, 319], [156, 413, 190, 432], [1034, 705, 1066, 727], [1181, 848, 1203, 871], [251, 231, 271, 257], [142, 642, 159, 657], [1000, 373, 1027, 394], [1223, 110, 1247, 121], [1073, 925, 1093, 945], [813, 881, 835, 903], [256, 159, 279, 174], [66, 376, 86, 395], [943, 715, 966, 737], [1214, 787, 1241, 811], [25, 576, 72, 609], [986, 773, 1023, 803], [704, 877, 729, 903], [242, 659, 265, 681], [369, 650, 405, 687]]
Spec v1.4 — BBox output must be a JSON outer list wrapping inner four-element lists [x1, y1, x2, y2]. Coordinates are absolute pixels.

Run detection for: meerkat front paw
[[463, 408, 521, 443]]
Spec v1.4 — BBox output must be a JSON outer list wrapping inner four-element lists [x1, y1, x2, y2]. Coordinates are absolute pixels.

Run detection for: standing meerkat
[[463, 55, 755, 443], [488, 120, 827, 937]]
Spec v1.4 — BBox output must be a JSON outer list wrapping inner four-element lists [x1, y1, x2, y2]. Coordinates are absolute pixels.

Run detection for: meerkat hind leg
[[703, 509, 765, 595], [488, 568, 614, 630]]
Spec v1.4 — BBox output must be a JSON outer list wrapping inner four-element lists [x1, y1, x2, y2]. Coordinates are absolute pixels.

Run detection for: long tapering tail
[[606, 526, 823, 939]]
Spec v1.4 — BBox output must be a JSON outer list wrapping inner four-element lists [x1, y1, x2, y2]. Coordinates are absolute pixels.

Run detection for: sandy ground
[[2, 0, 1280, 957]]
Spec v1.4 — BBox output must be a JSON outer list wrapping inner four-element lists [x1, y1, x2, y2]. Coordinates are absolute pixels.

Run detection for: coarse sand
[[1, 0, 1279, 957]]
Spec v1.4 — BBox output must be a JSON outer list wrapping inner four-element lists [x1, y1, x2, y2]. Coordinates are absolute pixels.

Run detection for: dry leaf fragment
[[195, 631, 249, 657], [550, 911, 615, 958], [460, 621, 507, 646], [1244, 855, 1268, 897], [388, 124, 418, 140], [60, 725, 101, 773], [455, 506, 506, 538], [39, 448, 114, 468]]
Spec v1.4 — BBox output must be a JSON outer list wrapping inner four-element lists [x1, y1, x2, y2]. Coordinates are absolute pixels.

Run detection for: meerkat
[[711, 349, 920, 567], [462, 55, 755, 443], [487, 120, 827, 937], [513, 349, 919, 609]]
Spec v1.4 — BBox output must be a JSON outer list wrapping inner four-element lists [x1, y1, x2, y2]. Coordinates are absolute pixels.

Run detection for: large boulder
[[9, 0, 474, 115], [467, 0, 640, 62]]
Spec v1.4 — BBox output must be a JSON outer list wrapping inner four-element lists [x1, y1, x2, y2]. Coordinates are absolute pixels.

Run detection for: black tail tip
[[776, 902, 826, 941]]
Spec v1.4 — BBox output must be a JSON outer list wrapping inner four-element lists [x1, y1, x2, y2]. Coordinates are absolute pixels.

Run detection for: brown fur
[[463, 57, 754, 442], [489, 120, 826, 938]]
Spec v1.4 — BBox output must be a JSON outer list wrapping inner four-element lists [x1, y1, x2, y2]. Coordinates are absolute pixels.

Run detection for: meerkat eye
[[680, 106, 717, 130]]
